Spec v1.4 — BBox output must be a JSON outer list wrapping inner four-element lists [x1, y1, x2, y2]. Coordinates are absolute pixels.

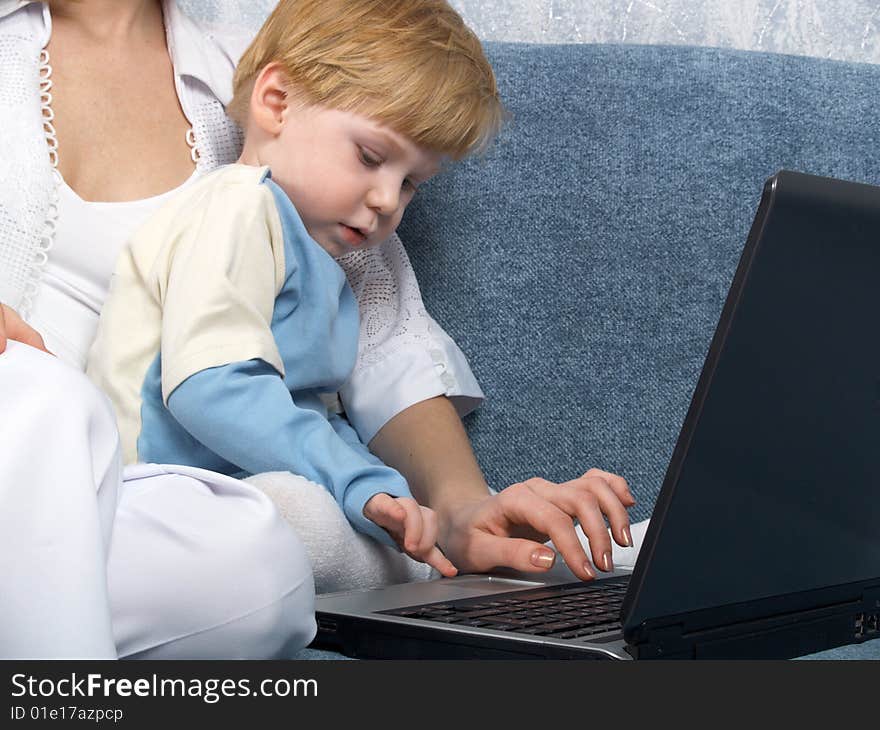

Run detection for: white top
[[0, 0, 483, 443], [29, 173, 197, 369]]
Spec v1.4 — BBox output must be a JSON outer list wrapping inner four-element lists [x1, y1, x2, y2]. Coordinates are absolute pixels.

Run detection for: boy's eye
[[358, 147, 382, 167], [402, 178, 417, 193]]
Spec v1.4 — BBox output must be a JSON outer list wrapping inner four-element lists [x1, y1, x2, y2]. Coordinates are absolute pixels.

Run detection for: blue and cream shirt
[[87, 164, 410, 545]]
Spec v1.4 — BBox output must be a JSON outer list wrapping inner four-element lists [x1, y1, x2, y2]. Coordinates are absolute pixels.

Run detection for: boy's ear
[[249, 63, 293, 135]]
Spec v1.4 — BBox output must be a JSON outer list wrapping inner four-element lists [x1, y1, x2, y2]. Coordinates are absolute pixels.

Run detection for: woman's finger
[[494, 482, 595, 580], [456, 527, 566, 577], [0, 304, 50, 355], [562, 475, 632, 552], [583, 468, 636, 506], [529, 474, 633, 553]]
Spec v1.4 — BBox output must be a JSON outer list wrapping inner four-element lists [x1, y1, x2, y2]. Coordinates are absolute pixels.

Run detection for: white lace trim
[[19, 46, 59, 320], [337, 234, 440, 370], [185, 127, 200, 163], [188, 95, 243, 172]]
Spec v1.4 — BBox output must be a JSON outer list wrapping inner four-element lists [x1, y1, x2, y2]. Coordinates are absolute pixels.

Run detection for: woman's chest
[[46, 38, 195, 202]]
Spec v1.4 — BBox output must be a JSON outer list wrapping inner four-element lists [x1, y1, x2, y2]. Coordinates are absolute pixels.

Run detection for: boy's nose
[[366, 180, 401, 215]]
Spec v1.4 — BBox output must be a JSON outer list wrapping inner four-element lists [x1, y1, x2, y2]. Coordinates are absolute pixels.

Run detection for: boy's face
[[266, 103, 443, 257]]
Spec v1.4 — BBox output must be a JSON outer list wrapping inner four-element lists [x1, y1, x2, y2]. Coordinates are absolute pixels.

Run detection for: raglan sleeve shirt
[[148, 171, 409, 546]]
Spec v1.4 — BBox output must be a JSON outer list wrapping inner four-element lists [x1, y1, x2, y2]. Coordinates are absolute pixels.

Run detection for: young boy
[[86, 0, 504, 574]]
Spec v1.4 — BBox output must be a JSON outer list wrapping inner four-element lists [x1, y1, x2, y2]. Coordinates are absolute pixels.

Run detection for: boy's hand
[[363, 494, 458, 578]]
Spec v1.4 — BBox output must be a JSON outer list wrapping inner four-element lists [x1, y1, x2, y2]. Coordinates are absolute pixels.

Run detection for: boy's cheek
[[374, 218, 403, 243], [389, 208, 408, 232]]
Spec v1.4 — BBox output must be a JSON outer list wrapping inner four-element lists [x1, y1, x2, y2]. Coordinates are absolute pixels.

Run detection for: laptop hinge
[[631, 586, 880, 659], [854, 586, 880, 640]]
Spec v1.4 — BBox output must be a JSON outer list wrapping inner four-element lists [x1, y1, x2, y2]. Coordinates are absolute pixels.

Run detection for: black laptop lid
[[622, 171, 880, 642]]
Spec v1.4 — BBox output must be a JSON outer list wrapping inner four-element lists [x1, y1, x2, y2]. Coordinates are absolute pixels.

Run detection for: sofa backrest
[[397, 43, 880, 521]]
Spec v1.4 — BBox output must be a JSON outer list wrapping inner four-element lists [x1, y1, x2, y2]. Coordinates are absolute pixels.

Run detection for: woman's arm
[[368, 395, 489, 511], [369, 395, 636, 582]]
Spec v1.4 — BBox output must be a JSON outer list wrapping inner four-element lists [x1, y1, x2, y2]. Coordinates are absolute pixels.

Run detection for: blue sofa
[[302, 41, 880, 659]]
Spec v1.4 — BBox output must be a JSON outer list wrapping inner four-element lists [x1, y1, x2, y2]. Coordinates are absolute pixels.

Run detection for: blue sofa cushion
[[398, 42, 880, 522]]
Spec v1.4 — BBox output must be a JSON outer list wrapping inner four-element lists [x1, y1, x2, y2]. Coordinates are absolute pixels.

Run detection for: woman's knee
[[228, 513, 317, 657], [125, 532, 316, 659], [0, 342, 121, 547], [0, 341, 118, 442], [111, 472, 316, 658]]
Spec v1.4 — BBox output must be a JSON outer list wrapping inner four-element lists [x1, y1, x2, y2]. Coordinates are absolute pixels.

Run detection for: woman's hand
[[436, 469, 636, 582], [0, 304, 50, 355], [369, 397, 636, 582]]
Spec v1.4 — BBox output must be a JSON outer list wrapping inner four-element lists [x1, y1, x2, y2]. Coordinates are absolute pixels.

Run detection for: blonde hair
[[229, 0, 505, 159]]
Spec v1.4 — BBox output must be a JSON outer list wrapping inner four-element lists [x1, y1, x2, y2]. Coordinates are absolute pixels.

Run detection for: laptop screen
[[623, 172, 880, 638]]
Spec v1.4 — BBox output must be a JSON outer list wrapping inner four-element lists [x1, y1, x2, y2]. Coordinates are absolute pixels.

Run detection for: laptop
[[312, 170, 880, 660]]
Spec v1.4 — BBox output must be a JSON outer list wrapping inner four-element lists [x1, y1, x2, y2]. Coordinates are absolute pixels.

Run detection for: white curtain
[[179, 0, 880, 65]]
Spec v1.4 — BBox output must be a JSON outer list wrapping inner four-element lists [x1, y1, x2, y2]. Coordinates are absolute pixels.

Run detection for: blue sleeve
[[166, 358, 410, 546], [327, 411, 388, 466]]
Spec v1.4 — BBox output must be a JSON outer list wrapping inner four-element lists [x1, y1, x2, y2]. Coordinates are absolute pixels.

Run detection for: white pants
[[0, 342, 316, 659]]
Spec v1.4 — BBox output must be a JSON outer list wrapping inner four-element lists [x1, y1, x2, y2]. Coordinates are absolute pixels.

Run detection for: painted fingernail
[[623, 526, 633, 547], [530, 549, 556, 569], [602, 552, 613, 572], [582, 561, 595, 579]]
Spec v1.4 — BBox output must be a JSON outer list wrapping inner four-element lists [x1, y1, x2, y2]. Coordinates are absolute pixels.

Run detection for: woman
[[0, 0, 635, 658]]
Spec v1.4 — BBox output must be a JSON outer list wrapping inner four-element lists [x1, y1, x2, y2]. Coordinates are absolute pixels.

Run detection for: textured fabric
[[246, 471, 434, 595], [0, 3, 52, 318], [338, 234, 485, 441], [399, 42, 880, 528]]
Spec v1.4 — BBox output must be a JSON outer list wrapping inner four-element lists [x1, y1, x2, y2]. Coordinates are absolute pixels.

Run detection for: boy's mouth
[[339, 223, 368, 246]]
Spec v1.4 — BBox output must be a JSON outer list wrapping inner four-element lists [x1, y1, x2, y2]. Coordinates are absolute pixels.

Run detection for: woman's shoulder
[[0, 1, 47, 42], [0, 1, 34, 22], [198, 19, 253, 63], [165, 2, 256, 106], [168, 1, 254, 67]]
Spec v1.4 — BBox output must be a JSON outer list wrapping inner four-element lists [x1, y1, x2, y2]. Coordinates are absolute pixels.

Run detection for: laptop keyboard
[[381, 575, 630, 639]]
